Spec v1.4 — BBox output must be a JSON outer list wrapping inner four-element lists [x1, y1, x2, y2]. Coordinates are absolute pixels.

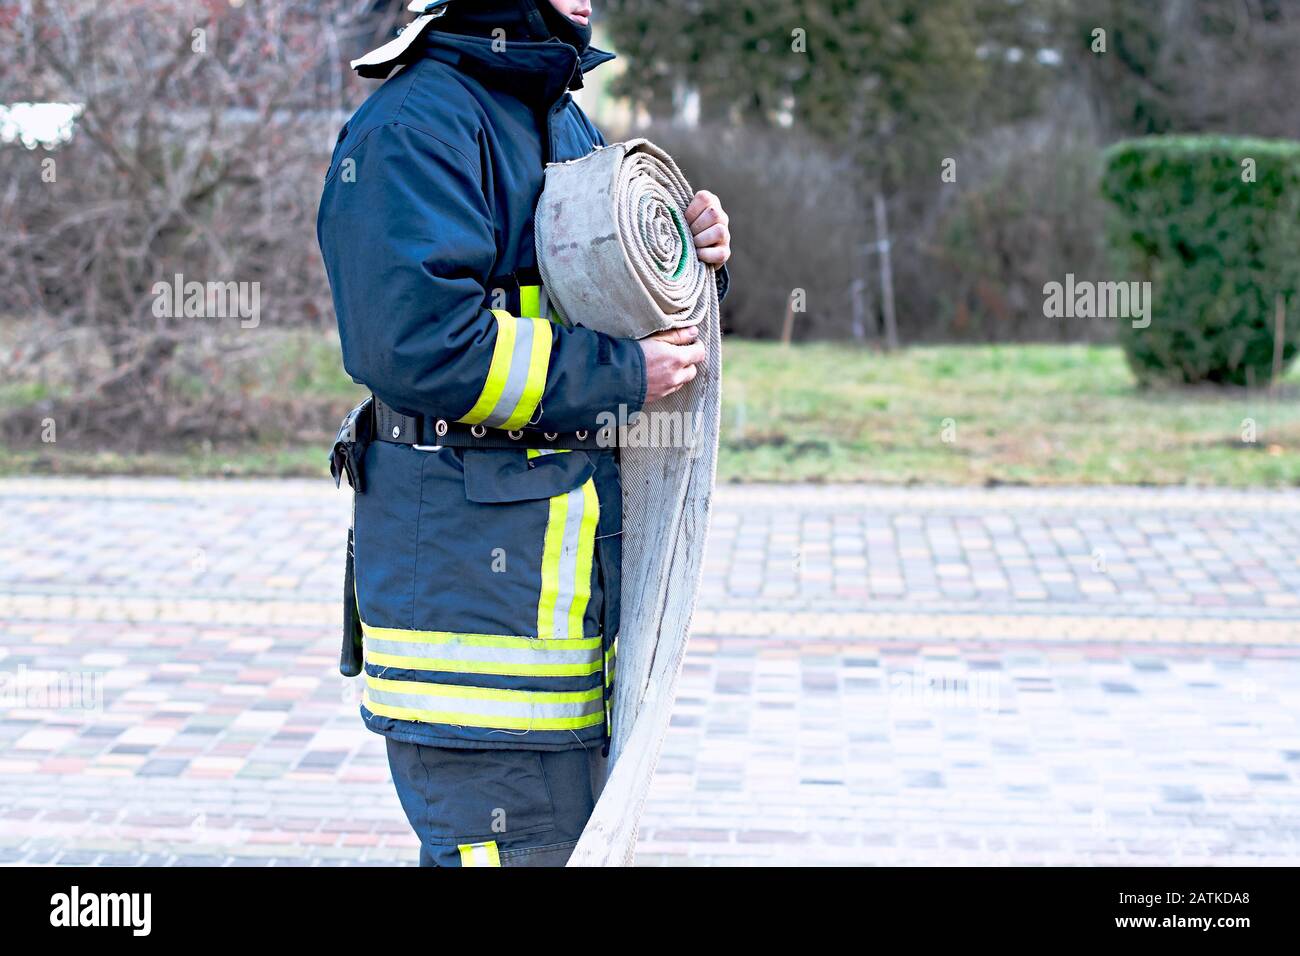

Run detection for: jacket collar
[[352, 2, 615, 102], [422, 31, 614, 102], [579, 46, 616, 76]]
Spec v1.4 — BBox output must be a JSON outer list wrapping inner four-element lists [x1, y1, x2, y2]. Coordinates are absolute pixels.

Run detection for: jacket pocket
[[390, 745, 556, 847], [441, 448, 603, 642], [499, 840, 577, 867], [461, 447, 593, 503]]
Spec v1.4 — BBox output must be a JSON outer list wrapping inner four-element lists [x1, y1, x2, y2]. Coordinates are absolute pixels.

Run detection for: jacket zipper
[[542, 91, 572, 166]]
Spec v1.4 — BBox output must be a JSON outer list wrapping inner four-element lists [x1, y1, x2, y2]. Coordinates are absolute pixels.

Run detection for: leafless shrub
[[0, 0, 390, 448], [640, 121, 872, 342], [1068, 0, 1300, 141], [639, 114, 1110, 346], [902, 94, 1111, 343]]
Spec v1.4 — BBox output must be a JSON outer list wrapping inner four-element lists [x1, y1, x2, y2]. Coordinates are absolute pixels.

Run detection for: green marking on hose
[[665, 206, 689, 280]]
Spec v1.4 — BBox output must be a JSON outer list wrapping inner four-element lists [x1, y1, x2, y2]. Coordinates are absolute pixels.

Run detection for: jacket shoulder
[[337, 59, 487, 172]]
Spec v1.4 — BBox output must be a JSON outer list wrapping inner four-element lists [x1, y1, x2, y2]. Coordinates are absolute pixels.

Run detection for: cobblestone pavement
[[0, 479, 1297, 866]]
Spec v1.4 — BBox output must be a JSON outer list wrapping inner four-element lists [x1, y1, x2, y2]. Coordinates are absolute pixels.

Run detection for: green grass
[[3, 333, 1298, 486], [716, 341, 1300, 486]]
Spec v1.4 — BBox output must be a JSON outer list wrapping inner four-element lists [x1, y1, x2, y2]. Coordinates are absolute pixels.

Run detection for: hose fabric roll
[[535, 139, 722, 866]]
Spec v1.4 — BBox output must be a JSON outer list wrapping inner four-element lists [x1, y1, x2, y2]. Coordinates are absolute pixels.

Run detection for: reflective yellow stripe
[[537, 488, 568, 640], [537, 473, 599, 641], [458, 841, 501, 867], [364, 674, 605, 731], [461, 312, 551, 431], [498, 316, 550, 430], [360, 619, 601, 677], [569, 480, 599, 638], [459, 310, 517, 425], [520, 284, 541, 318]]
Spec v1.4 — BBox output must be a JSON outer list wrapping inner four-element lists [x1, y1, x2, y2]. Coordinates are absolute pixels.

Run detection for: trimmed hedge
[[1101, 136, 1300, 385]]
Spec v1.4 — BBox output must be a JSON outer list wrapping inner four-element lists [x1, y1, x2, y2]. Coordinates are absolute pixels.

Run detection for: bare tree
[[0, 0, 388, 447], [1067, 0, 1300, 140]]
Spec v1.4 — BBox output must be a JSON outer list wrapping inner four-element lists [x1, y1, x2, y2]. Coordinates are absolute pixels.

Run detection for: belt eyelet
[[508, 430, 523, 440], [435, 419, 449, 437], [575, 430, 588, 441], [471, 424, 487, 438], [543, 432, 558, 442]]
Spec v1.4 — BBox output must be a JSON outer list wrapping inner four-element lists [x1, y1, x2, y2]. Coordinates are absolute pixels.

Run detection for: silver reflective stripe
[[366, 687, 601, 721], [482, 315, 535, 428], [551, 485, 587, 639], [364, 636, 598, 668]]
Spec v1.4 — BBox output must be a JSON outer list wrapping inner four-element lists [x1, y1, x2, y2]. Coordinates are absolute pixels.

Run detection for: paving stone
[[1, 479, 1298, 865]]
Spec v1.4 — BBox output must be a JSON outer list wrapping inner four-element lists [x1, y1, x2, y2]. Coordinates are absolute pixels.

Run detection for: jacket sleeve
[[317, 121, 646, 434], [716, 264, 731, 302]]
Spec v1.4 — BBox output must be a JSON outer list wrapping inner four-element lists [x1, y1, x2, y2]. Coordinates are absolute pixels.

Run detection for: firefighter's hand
[[639, 326, 705, 404], [687, 190, 731, 266]]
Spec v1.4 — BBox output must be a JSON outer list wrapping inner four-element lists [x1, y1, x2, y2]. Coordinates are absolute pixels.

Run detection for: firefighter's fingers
[[675, 341, 707, 370], [686, 190, 731, 265], [694, 223, 731, 265], [689, 204, 727, 235], [639, 336, 706, 405], [697, 243, 730, 265], [692, 222, 729, 249], [639, 337, 696, 404], [648, 326, 699, 346], [686, 190, 725, 231], [673, 362, 700, 387]]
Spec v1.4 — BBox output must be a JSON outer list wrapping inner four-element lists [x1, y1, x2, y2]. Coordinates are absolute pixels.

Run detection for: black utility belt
[[373, 397, 612, 451]]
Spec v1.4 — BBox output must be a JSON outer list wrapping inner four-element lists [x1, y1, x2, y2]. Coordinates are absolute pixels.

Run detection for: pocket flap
[[462, 448, 594, 504]]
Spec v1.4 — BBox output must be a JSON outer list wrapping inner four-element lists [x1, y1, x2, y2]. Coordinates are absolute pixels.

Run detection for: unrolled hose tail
[[535, 139, 722, 866]]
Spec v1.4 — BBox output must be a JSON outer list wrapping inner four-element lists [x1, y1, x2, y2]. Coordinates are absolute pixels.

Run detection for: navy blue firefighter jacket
[[317, 2, 723, 752]]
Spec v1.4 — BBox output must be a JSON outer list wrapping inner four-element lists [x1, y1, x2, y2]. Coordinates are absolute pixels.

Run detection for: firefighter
[[317, 0, 731, 866]]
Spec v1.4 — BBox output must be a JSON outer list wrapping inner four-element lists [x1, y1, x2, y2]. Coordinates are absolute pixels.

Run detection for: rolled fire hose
[[534, 139, 722, 866]]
